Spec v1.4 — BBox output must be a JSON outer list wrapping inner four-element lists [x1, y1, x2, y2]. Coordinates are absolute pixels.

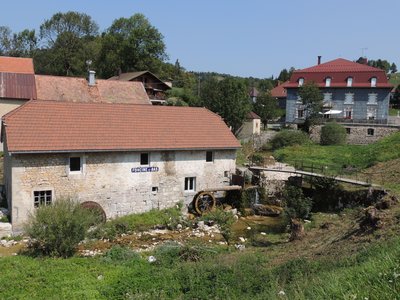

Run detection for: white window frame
[[33, 189, 53, 208], [325, 77, 331, 87], [298, 78, 304, 87], [367, 107, 377, 120], [68, 155, 84, 175], [347, 77, 353, 87], [140, 152, 150, 166], [184, 177, 196, 192], [371, 77, 377, 87]]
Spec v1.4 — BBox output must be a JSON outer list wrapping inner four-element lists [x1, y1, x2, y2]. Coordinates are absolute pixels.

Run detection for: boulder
[[253, 204, 283, 217], [289, 219, 304, 241]]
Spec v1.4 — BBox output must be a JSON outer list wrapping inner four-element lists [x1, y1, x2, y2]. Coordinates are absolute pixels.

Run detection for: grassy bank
[[0, 234, 399, 299], [274, 131, 400, 171]]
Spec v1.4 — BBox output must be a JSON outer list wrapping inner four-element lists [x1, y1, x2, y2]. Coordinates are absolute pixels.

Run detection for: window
[[298, 77, 304, 86], [367, 107, 377, 120], [152, 187, 158, 194], [347, 77, 353, 87], [297, 109, 304, 119], [367, 93, 377, 105], [323, 92, 332, 102], [346, 128, 351, 134], [325, 77, 331, 87], [344, 93, 354, 104], [34, 190, 52, 207], [69, 157, 81, 172], [344, 107, 353, 119], [206, 151, 213, 162], [140, 153, 149, 165], [367, 128, 374, 136], [371, 77, 377, 87], [184, 177, 196, 192]]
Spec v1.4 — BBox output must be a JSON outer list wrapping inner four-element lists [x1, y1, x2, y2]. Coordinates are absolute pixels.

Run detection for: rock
[[360, 206, 382, 230], [0, 222, 12, 238], [230, 208, 238, 216], [233, 215, 239, 221], [246, 227, 251, 230], [223, 204, 232, 211], [238, 237, 246, 243], [148, 256, 157, 263], [176, 223, 183, 230], [320, 222, 333, 230], [253, 204, 283, 217], [260, 232, 266, 235], [97, 275, 104, 280], [197, 221, 205, 230], [235, 244, 245, 251]]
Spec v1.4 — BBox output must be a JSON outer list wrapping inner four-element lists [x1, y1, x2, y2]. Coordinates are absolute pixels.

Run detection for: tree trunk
[[289, 218, 305, 241]]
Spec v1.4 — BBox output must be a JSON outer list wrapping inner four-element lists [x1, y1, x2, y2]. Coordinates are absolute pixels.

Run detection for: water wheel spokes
[[194, 192, 216, 215]]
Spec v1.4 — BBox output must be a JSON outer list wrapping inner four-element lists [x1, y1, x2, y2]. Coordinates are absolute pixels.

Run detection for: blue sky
[[1, 0, 399, 78]]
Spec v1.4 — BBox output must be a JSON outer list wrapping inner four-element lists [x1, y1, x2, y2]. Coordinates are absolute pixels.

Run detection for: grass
[[274, 131, 400, 172], [92, 205, 183, 239], [1, 233, 400, 299]]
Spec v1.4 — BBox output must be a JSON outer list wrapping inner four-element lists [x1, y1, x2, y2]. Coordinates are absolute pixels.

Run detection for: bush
[[24, 198, 97, 258], [201, 208, 235, 245], [269, 130, 310, 150], [283, 185, 312, 221], [320, 122, 346, 145]]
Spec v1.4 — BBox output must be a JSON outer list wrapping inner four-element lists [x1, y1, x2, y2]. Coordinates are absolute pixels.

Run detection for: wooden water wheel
[[194, 192, 216, 215]]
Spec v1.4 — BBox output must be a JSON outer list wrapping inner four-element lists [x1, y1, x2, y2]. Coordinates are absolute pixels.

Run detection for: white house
[[2, 100, 240, 232]]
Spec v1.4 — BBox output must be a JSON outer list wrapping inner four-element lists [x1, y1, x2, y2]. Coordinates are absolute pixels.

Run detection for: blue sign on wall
[[131, 166, 159, 173]]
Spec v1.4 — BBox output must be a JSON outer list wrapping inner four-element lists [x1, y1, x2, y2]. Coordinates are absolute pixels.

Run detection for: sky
[[1, 0, 399, 78]]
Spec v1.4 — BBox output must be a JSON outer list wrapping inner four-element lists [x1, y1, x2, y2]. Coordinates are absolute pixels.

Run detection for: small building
[[108, 71, 171, 105], [285, 58, 392, 125], [271, 81, 288, 109], [2, 101, 240, 232], [236, 111, 261, 139]]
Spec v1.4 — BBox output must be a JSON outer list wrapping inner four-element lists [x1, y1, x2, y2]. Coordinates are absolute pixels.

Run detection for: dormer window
[[371, 77, 377, 87], [325, 77, 331, 87], [347, 77, 353, 87], [298, 78, 304, 86]]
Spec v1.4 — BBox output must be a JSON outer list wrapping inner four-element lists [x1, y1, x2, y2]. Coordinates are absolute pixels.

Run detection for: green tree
[[320, 122, 346, 145], [98, 13, 167, 78], [392, 85, 400, 108], [253, 91, 279, 129], [0, 26, 12, 55], [37, 11, 99, 76], [298, 81, 323, 132], [201, 77, 251, 133], [390, 63, 398, 74]]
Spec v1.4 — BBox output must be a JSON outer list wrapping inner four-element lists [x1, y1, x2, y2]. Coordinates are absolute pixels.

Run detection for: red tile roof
[[270, 81, 288, 98], [3, 100, 240, 153], [0, 56, 34, 74], [286, 58, 392, 88], [35, 75, 151, 104]]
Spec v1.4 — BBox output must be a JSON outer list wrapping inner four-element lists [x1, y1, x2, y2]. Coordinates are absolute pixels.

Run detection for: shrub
[[269, 130, 310, 150], [320, 122, 346, 145], [201, 209, 235, 245], [283, 185, 312, 221], [24, 198, 97, 258]]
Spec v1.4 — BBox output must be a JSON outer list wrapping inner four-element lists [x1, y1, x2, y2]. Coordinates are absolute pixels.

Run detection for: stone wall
[[310, 124, 400, 144], [7, 150, 236, 231]]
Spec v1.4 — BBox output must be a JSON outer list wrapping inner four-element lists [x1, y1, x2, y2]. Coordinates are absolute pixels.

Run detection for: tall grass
[[1, 235, 400, 299]]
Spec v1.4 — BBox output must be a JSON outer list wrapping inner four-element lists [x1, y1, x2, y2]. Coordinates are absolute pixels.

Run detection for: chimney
[[88, 70, 96, 86], [318, 56, 322, 65]]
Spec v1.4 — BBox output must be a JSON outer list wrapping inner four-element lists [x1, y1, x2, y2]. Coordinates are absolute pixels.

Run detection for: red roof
[[35, 75, 151, 104], [270, 81, 288, 98], [286, 58, 392, 88], [3, 100, 240, 153], [0, 73, 36, 100], [247, 111, 260, 119], [0, 56, 34, 74]]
